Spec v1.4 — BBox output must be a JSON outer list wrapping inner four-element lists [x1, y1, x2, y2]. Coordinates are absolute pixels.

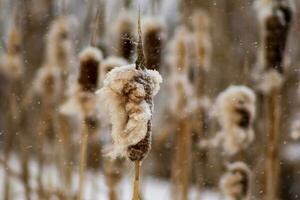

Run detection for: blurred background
[[0, 0, 299, 199]]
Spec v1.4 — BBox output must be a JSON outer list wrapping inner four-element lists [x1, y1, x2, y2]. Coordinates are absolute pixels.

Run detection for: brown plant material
[[220, 162, 251, 200], [142, 18, 165, 71], [78, 47, 102, 92], [114, 11, 135, 61], [255, 1, 294, 200]]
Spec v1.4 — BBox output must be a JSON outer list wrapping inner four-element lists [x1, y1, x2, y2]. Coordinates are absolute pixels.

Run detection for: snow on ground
[[0, 154, 220, 200]]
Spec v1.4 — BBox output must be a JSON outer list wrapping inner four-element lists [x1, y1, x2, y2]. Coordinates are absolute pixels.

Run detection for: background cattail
[[255, 1, 295, 200], [220, 162, 251, 200], [142, 17, 166, 71], [201, 86, 256, 156], [0, 24, 23, 80], [167, 26, 196, 200], [113, 11, 135, 62]]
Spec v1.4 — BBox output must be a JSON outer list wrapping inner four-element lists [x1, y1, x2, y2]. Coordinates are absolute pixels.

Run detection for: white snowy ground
[[0, 155, 221, 200]]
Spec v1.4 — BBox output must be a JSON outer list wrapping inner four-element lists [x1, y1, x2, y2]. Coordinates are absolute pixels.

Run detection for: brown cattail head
[[142, 17, 166, 71], [114, 11, 135, 62], [255, 0, 294, 74], [192, 10, 212, 71], [0, 24, 23, 80], [78, 47, 103, 92], [220, 162, 251, 200], [46, 16, 72, 70]]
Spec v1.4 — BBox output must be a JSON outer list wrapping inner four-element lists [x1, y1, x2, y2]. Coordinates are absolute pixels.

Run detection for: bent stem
[[78, 121, 89, 200], [132, 161, 141, 200]]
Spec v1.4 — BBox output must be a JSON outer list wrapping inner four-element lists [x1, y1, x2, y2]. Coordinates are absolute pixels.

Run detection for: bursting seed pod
[[220, 162, 251, 200], [0, 24, 23, 80], [97, 62, 162, 160], [98, 13, 162, 200], [113, 11, 135, 62], [254, 0, 295, 94], [201, 86, 256, 156], [142, 17, 166, 71]]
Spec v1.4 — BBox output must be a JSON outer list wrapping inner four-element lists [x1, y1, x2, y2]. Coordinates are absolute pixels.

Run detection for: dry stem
[[78, 121, 89, 200], [132, 161, 141, 200], [265, 88, 281, 200]]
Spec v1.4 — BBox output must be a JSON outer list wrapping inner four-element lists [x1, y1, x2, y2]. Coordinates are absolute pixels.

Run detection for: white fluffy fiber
[[220, 162, 251, 200], [97, 64, 162, 158], [207, 86, 256, 155]]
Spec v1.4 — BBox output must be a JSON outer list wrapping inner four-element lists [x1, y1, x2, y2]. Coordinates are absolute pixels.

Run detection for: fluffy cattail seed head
[[97, 64, 162, 161], [213, 85, 256, 155], [220, 162, 251, 200], [78, 47, 103, 92], [142, 17, 166, 71]]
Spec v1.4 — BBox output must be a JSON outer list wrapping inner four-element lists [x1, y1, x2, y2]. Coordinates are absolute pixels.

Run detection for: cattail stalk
[[255, 1, 294, 199], [132, 161, 141, 200], [98, 10, 162, 200], [168, 27, 193, 200], [78, 122, 89, 200]]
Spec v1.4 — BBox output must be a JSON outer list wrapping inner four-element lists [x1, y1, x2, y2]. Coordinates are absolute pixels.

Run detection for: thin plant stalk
[[78, 122, 89, 200], [132, 161, 141, 200], [265, 88, 281, 200]]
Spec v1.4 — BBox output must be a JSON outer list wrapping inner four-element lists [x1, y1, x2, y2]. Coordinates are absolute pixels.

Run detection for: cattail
[[255, 1, 295, 199], [46, 16, 72, 71], [78, 47, 102, 93], [254, 0, 295, 94], [0, 22, 24, 200], [0, 24, 23, 80], [192, 10, 212, 72], [97, 13, 162, 200], [167, 26, 196, 200], [113, 11, 135, 62], [142, 17, 166, 71], [190, 10, 212, 198], [76, 46, 102, 200], [201, 86, 256, 156], [220, 162, 251, 200]]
